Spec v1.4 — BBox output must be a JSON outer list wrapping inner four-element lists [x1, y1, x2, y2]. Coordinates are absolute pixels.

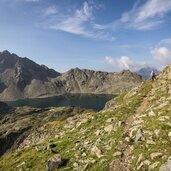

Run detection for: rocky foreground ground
[[0, 66, 171, 171]]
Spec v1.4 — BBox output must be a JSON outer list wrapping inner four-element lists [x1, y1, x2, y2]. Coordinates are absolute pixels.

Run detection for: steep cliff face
[[0, 65, 170, 171], [59, 68, 142, 94], [0, 51, 142, 101], [0, 51, 61, 100]]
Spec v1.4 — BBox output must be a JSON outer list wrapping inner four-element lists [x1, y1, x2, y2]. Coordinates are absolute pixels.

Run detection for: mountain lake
[[6, 94, 115, 111]]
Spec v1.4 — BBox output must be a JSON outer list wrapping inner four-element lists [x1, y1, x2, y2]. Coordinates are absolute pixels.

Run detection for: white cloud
[[45, 6, 58, 15], [99, 0, 171, 31], [159, 38, 171, 45], [105, 56, 146, 71], [45, 1, 115, 41], [151, 47, 171, 65], [50, 2, 92, 35], [123, 0, 171, 30]]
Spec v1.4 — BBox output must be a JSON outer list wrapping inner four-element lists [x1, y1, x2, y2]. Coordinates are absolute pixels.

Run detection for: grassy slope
[[0, 66, 171, 171]]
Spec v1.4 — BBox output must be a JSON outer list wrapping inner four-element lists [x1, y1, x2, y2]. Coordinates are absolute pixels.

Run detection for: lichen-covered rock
[[113, 151, 122, 157], [146, 139, 155, 145], [160, 157, 171, 171], [168, 132, 171, 137], [135, 128, 145, 142], [150, 152, 163, 160], [148, 110, 156, 117], [136, 153, 144, 166], [91, 146, 102, 158], [47, 154, 62, 171], [104, 124, 113, 133], [149, 162, 160, 170]]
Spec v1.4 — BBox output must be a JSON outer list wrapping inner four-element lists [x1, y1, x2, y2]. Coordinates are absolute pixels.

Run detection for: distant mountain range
[[136, 67, 159, 79], [0, 50, 143, 101]]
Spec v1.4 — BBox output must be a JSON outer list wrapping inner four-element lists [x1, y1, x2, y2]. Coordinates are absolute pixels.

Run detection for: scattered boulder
[[154, 129, 160, 137], [150, 152, 163, 160], [79, 147, 86, 153], [148, 110, 156, 117], [143, 160, 151, 166], [104, 124, 113, 133], [135, 128, 145, 142], [95, 130, 101, 136], [113, 151, 122, 157], [125, 136, 130, 142], [137, 162, 144, 170], [149, 162, 160, 170], [47, 143, 56, 150], [47, 154, 62, 171], [82, 153, 86, 157], [136, 153, 144, 166], [146, 139, 155, 145], [73, 162, 79, 168], [81, 118, 88, 124], [168, 132, 171, 137], [160, 156, 171, 171], [106, 118, 113, 123], [91, 146, 102, 158]]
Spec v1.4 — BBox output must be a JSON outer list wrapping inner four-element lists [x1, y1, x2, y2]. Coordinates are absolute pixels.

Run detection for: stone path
[[109, 97, 149, 171]]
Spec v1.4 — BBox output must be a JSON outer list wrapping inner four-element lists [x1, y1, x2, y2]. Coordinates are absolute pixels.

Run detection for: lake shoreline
[[6, 93, 116, 111]]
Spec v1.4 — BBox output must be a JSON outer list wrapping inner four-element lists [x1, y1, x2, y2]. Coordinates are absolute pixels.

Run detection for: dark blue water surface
[[6, 94, 115, 111]]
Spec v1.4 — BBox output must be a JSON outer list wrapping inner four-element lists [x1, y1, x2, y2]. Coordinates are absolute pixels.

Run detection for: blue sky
[[0, 0, 171, 72]]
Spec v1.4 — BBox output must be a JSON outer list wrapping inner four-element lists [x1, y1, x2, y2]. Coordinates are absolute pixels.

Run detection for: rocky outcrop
[[47, 154, 62, 171], [0, 50, 142, 101], [0, 50, 60, 101], [0, 126, 31, 156], [160, 157, 171, 171], [0, 106, 92, 156], [59, 68, 142, 95]]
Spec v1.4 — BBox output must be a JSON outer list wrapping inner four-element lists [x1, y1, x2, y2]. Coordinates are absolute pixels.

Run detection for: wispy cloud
[[105, 56, 146, 71], [50, 2, 93, 35], [151, 47, 171, 66], [40, 0, 171, 40], [99, 0, 171, 31], [44, 6, 58, 16], [43, 1, 115, 41], [159, 38, 171, 45]]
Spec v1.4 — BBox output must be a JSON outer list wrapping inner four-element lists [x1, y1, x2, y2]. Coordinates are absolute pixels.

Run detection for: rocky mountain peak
[[0, 51, 143, 101], [137, 66, 159, 78], [1, 50, 11, 55]]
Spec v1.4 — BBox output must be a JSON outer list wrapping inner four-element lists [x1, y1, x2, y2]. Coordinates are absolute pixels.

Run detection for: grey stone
[[160, 157, 171, 171], [91, 146, 102, 158], [113, 151, 122, 157], [47, 154, 62, 171], [136, 153, 144, 166], [135, 128, 145, 142], [149, 162, 160, 170], [104, 124, 113, 133], [150, 152, 163, 160]]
